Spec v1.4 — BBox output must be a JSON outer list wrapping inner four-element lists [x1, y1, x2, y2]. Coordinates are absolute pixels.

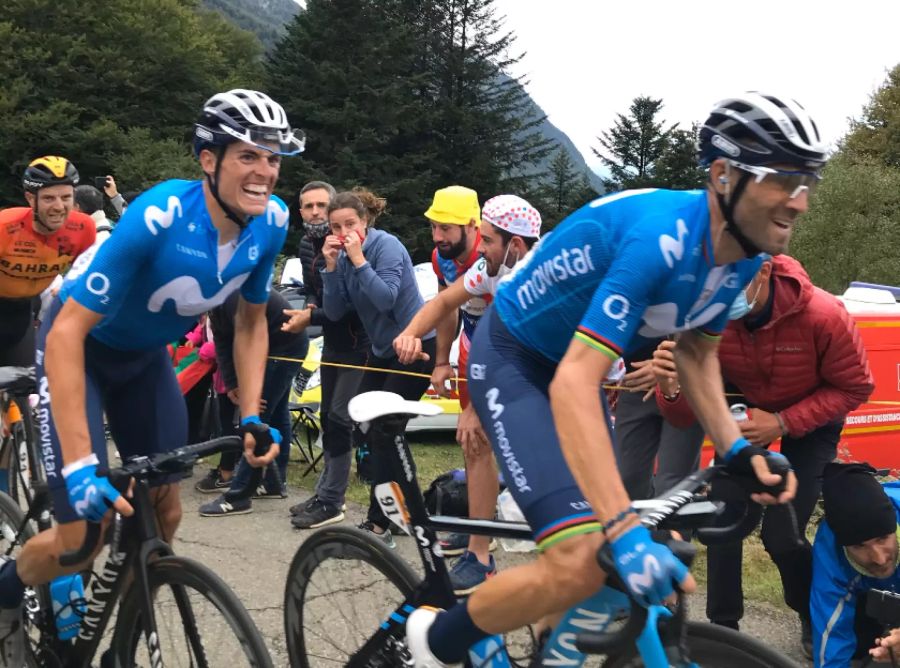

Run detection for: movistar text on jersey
[[516, 245, 596, 309]]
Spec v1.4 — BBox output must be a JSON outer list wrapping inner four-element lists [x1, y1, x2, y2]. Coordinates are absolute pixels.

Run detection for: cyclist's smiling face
[[203, 141, 281, 217], [26, 185, 74, 233], [732, 162, 813, 255], [846, 532, 899, 579]]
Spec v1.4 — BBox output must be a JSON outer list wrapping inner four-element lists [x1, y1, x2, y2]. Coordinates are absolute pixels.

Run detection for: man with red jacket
[[652, 253, 874, 657]]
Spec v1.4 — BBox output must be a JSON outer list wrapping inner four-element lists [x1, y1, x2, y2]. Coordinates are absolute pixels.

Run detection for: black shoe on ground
[[291, 498, 345, 529], [711, 619, 740, 631], [194, 468, 231, 494], [253, 482, 288, 500], [290, 495, 347, 515]]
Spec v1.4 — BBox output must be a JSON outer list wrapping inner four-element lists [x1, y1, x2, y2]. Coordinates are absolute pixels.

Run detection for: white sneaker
[[406, 607, 457, 667], [0, 604, 24, 667]]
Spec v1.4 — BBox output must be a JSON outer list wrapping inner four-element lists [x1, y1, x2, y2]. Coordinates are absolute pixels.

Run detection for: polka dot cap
[[481, 195, 542, 239]]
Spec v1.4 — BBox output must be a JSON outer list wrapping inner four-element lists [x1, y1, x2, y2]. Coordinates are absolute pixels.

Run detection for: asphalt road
[[174, 472, 810, 667]]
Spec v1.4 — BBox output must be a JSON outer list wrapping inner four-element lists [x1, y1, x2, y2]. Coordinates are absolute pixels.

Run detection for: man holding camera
[[811, 462, 900, 666]]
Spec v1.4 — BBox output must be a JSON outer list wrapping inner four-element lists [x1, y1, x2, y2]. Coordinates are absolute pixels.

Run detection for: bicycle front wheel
[[603, 620, 801, 667], [284, 525, 421, 668], [111, 555, 272, 668]]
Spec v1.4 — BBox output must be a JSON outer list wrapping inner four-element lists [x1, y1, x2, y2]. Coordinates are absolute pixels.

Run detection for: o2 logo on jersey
[[603, 294, 630, 332], [144, 196, 183, 236], [86, 272, 111, 304], [658, 219, 689, 269]]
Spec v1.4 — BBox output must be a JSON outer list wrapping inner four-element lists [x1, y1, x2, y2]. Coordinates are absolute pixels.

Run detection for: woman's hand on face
[[323, 235, 342, 270], [343, 229, 365, 267]]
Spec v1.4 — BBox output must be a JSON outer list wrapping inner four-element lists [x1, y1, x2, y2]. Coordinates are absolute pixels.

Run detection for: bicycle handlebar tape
[[59, 522, 102, 567]]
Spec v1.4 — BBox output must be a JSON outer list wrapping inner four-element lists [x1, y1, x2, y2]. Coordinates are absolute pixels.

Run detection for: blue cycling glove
[[62, 455, 121, 522], [724, 437, 792, 485], [239, 415, 282, 448], [609, 522, 689, 606]]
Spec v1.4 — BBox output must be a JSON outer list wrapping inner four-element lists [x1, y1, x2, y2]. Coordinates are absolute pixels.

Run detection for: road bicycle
[[0, 434, 273, 667], [283, 390, 801, 667], [0, 366, 51, 525]]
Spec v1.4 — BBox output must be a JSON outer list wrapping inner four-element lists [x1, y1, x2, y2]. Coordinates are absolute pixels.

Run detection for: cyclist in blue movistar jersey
[[408, 92, 827, 667], [0, 89, 304, 664]]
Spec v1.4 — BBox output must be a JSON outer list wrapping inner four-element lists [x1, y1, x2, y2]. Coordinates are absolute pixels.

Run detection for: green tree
[[267, 0, 553, 260], [791, 65, 900, 292], [654, 125, 705, 189], [842, 64, 900, 168], [593, 96, 676, 192], [536, 148, 597, 228], [0, 0, 263, 204], [791, 154, 900, 292]]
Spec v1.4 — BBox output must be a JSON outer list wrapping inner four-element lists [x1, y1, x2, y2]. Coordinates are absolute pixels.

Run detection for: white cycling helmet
[[481, 195, 541, 239], [193, 89, 305, 157], [698, 92, 827, 170]]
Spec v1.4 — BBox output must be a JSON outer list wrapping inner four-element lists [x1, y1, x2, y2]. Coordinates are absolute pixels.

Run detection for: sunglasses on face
[[729, 160, 821, 200]]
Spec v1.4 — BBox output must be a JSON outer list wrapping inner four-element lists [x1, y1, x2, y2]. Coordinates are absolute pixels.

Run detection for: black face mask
[[303, 221, 329, 239], [436, 227, 468, 260]]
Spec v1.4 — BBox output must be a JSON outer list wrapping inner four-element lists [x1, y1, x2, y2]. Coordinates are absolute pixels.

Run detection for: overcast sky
[[492, 0, 900, 172]]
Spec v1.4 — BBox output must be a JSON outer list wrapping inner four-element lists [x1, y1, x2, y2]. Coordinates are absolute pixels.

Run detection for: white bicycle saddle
[[348, 391, 443, 423]]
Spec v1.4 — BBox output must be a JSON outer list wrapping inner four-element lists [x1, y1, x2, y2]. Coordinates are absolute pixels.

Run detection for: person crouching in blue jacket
[[811, 462, 900, 666]]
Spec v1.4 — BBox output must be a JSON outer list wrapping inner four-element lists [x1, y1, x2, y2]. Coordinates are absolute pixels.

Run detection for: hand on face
[[323, 235, 342, 269], [342, 229, 365, 266]]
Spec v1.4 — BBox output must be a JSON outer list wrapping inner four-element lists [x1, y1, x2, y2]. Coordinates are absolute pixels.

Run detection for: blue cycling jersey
[[493, 189, 763, 362], [60, 179, 288, 350]]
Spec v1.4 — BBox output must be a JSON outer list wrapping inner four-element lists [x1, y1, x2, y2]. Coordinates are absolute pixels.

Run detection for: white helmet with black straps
[[193, 89, 305, 157], [698, 92, 827, 170]]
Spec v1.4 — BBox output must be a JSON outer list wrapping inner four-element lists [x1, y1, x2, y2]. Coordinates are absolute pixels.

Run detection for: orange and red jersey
[[0, 207, 96, 299]]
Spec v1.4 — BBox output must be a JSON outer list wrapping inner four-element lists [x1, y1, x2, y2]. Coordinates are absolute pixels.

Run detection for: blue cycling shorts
[[36, 298, 187, 523], [468, 306, 612, 551]]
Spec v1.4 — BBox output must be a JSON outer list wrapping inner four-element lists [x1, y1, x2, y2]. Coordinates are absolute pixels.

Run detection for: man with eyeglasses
[[407, 92, 825, 667], [653, 252, 873, 658]]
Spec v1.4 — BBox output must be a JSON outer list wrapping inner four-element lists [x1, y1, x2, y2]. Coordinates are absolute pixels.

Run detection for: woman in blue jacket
[[322, 188, 436, 546]]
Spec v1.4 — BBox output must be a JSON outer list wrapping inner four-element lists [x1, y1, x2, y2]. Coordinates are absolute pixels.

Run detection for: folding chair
[[289, 401, 323, 477]]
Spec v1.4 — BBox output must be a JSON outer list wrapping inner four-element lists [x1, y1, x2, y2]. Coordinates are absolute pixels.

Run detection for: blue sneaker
[[449, 551, 496, 596], [198, 494, 252, 517]]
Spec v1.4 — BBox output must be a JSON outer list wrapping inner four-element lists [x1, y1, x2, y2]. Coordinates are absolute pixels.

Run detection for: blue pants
[[468, 307, 611, 551], [230, 357, 302, 491], [36, 298, 187, 523]]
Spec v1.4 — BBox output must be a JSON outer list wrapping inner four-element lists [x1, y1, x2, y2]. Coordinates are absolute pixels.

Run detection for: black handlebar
[[576, 460, 797, 655], [58, 436, 259, 566]]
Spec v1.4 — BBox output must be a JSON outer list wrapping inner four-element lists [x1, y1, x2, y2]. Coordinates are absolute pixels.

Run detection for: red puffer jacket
[[657, 255, 874, 437]]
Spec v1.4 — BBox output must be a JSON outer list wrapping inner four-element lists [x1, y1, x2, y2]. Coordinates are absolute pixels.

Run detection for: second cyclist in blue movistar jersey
[[409, 92, 828, 667], [0, 89, 305, 664]]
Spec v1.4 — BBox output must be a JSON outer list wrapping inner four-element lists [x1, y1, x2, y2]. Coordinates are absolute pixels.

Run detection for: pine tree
[[266, 0, 554, 259], [0, 0, 263, 204], [655, 125, 705, 190], [536, 148, 597, 228], [593, 96, 676, 192]]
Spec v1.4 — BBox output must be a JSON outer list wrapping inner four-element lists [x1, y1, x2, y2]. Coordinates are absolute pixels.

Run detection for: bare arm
[[45, 299, 105, 466], [394, 279, 467, 364], [672, 330, 742, 456], [233, 298, 277, 466], [675, 330, 794, 501]]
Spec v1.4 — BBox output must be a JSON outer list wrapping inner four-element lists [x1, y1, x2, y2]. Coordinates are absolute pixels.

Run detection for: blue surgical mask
[[728, 281, 763, 320]]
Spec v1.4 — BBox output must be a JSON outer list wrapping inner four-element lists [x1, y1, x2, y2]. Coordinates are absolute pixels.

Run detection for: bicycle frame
[[18, 477, 175, 668], [1, 390, 53, 532], [352, 415, 710, 668]]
